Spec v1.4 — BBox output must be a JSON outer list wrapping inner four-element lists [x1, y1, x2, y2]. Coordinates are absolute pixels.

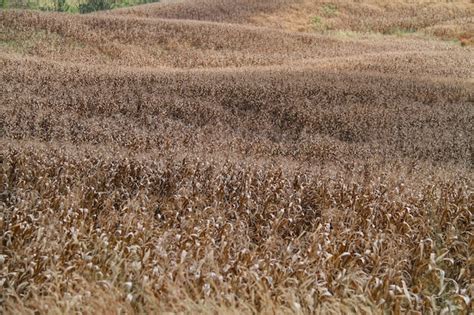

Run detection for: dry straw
[[1, 0, 473, 313]]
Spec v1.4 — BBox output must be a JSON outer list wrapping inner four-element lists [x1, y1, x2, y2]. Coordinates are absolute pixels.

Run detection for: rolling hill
[[1, 0, 473, 314]]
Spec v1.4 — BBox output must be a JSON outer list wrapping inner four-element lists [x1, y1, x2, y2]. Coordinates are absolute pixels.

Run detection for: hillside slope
[[108, 0, 474, 43], [1, 1, 473, 314]]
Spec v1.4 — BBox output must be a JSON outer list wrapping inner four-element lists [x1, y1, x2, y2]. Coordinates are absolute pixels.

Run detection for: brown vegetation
[[109, 0, 474, 43], [1, 0, 473, 314]]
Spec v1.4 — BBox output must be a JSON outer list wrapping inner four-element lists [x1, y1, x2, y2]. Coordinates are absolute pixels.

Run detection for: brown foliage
[[0, 1, 473, 314], [109, 0, 473, 42]]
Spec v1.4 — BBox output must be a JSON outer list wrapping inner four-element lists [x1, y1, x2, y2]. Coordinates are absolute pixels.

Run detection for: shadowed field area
[[1, 0, 473, 314]]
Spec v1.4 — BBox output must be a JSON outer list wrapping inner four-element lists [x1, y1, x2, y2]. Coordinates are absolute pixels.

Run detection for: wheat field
[[1, 0, 473, 314]]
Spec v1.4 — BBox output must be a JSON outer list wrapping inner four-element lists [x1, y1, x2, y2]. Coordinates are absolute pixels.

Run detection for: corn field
[[1, 0, 473, 314]]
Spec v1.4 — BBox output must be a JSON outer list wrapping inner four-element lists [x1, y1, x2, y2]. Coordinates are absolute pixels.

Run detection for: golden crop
[[1, 0, 473, 314]]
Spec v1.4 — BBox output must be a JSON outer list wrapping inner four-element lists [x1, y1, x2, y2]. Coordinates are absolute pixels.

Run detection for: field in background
[[1, 0, 473, 314], [111, 0, 473, 44]]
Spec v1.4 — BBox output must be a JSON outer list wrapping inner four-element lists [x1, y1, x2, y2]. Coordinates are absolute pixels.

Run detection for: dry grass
[[4, 10, 471, 69], [251, 0, 474, 41], [108, 0, 474, 43], [1, 0, 473, 314], [2, 143, 473, 314]]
